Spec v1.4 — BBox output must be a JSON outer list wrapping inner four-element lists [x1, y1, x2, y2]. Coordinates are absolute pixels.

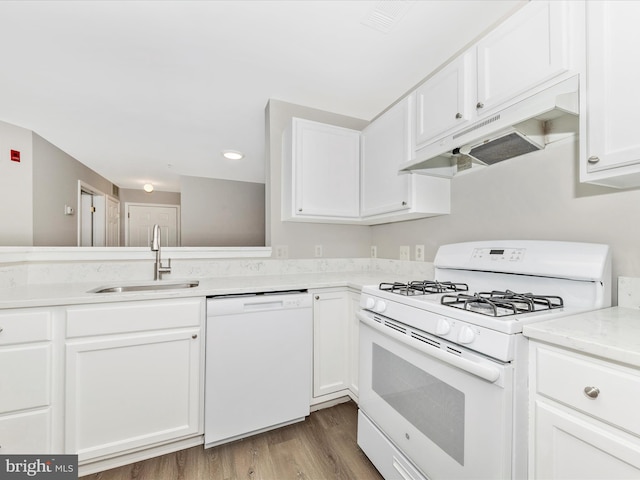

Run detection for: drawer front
[[66, 298, 204, 337], [0, 344, 51, 414], [0, 310, 51, 345], [0, 409, 51, 454], [535, 344, 640, 436]]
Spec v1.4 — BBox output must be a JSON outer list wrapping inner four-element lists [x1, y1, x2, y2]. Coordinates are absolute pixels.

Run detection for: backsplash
[[618, 277, 640, 308], [0, 257, 434, 289]]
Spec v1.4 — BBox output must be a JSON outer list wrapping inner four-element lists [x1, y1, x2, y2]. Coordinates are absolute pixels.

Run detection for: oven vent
[[446, 346, 462, 357], [410, 331, 440, 349], [384, 320, 407, 334]]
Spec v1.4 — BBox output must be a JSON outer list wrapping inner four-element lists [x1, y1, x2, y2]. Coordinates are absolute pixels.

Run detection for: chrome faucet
[[151, 224, 172, 280]]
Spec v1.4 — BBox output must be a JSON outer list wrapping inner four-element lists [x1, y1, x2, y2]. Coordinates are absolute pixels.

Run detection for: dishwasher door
[[204, 291, 312, 447]]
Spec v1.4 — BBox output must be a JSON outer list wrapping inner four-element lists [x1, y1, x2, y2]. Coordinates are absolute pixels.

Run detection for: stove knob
[[458, 326, 476, 344], [435, 318, 451, 335], [373, 300, 387, 313], [364, 297, 376, 309]]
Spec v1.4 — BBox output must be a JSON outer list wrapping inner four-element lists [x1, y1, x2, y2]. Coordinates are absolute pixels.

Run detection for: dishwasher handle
[[207, 292, 312, 316]]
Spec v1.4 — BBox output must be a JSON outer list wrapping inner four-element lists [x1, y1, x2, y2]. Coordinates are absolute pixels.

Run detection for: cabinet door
[[361, 97, 412, 217], [0, 410, 52, 454], [65, 329, 201, 461], [293, 119, 360, 219], [532, 400, 640, 479], [313, 291, 349, 398], [415, 52, 473, 146], [476, 1, 570, 113], [582, 1, 640, 186]]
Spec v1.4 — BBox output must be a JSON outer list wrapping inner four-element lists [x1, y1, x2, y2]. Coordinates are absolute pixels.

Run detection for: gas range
[[360, 240, 612, 361]]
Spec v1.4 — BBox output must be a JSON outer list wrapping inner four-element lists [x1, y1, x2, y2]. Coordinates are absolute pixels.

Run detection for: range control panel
[[471, 247, 526, 262]]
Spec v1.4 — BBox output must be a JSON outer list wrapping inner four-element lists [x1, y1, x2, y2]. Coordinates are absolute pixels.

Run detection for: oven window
[[372, 343, 465, 465]]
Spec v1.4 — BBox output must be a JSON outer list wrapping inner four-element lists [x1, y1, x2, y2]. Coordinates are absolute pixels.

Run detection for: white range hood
[[401, 75, 580, 177]]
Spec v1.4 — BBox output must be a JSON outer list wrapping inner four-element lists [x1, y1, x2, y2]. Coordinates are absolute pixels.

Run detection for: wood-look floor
[[81, 401, 383, 480]]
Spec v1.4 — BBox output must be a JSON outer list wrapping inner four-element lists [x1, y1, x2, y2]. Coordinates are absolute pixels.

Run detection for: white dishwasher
[[204, 290, 312, 448]]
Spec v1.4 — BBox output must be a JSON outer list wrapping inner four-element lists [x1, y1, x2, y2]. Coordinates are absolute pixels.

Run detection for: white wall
[[266, 99, 372, 258], [0, 120, 32, 246], [371, 136, 640, 298]]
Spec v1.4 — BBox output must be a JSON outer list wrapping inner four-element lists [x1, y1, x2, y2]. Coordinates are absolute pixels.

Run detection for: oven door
[[357, 310, 514, 480]]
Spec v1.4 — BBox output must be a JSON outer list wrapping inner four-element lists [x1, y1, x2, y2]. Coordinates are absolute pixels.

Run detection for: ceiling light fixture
[[143, 183, 154, 193], [222, 150, 244, 160]]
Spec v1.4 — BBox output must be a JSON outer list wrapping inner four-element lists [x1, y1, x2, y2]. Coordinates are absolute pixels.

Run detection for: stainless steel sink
[[90, 280, 199, 294]]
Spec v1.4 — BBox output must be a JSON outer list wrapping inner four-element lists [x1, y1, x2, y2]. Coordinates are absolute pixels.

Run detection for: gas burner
[[380, 281, 468, 296], [441, 290, 564, 317]]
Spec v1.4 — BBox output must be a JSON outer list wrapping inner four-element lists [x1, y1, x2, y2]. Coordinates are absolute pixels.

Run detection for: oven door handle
[[357, 311, 501, 383]]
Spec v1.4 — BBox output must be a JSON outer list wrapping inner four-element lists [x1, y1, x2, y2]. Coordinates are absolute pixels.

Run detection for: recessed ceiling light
[[143, 183, 154, 193], [222, 150, 244, 160]]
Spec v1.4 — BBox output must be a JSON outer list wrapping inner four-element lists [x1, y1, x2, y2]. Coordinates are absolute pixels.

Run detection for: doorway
[[125, 203, 180, 247], [78, 181, 107, 247]]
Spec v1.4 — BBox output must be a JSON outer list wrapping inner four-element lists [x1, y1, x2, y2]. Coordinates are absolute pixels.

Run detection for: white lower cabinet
[[312, 289, 360, 404], [65, 298, 204, 464], [0, 308, 54, 454], [529, 341, 640, 479]]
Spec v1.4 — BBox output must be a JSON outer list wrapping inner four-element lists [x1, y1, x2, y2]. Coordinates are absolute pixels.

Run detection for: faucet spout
[[150, 224, 171, 280]]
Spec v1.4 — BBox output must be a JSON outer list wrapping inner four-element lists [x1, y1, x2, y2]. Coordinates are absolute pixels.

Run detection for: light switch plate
[[399, 245, 410, 261], [371, 246, 377, 258]]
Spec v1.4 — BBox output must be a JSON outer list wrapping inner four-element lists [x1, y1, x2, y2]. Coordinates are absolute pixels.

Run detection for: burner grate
[[441, 290, 564, 317], [380, 281, 468, 296]]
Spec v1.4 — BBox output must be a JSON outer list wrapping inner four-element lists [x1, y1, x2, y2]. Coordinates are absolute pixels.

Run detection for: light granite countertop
[[0, 272, 393, 309], [523, 306, 640, 368]]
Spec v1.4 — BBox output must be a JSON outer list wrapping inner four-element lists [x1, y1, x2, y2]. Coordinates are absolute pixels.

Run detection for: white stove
[[360, 240, 611, 361], [357, 240, 611, 480]]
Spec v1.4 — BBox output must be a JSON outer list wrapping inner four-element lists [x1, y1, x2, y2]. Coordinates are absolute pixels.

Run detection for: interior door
[[126, 204, 179, 247]]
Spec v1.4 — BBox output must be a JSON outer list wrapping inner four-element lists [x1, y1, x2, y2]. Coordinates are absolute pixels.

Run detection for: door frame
[[77, 181, 107, 247], [124, 202, 181, 247]]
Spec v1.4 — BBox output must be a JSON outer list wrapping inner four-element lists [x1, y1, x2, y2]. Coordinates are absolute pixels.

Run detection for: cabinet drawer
[[66, 298, 203, 337], [0, 310, 51, 345], [0, 409, 51, 454], [535, 345, 640, 436], [0, 345, 51, 414]]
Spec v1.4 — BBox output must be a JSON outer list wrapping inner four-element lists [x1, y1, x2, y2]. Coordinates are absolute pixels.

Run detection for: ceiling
[[0, 0, 524, 192]]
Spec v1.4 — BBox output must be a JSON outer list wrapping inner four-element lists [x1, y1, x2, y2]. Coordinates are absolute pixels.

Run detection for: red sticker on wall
[[10, 150, 20, 162]]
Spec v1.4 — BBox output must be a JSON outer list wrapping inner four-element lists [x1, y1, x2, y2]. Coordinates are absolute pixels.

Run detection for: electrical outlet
[[399, 245, 410, 261], [315, 245, 323, 257], [415, 244, 425, 262], [370, 246, 377, 258], [275, 245, 288, 259]]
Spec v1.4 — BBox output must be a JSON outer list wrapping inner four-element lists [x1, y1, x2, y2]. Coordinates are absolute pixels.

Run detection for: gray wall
[[266, 99, 372, 258], [181, 175, 265, 247], [0, 120, 32, 246], [32, 133, 116, 246]]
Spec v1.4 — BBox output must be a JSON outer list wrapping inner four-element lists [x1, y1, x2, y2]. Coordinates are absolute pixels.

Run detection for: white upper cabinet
[[415, 52, 474, 146], [361, 98, 412, 217], [580, 1, 640, 188], [282, 118, 360, 222], [476, 0, 571, 114], [361, 96, 450, 223], [414, 0, 574, 152]]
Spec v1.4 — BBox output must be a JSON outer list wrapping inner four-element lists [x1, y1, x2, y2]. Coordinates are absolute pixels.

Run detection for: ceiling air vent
[[112, 184, 120, 198], [361, 0, 413, 33]]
